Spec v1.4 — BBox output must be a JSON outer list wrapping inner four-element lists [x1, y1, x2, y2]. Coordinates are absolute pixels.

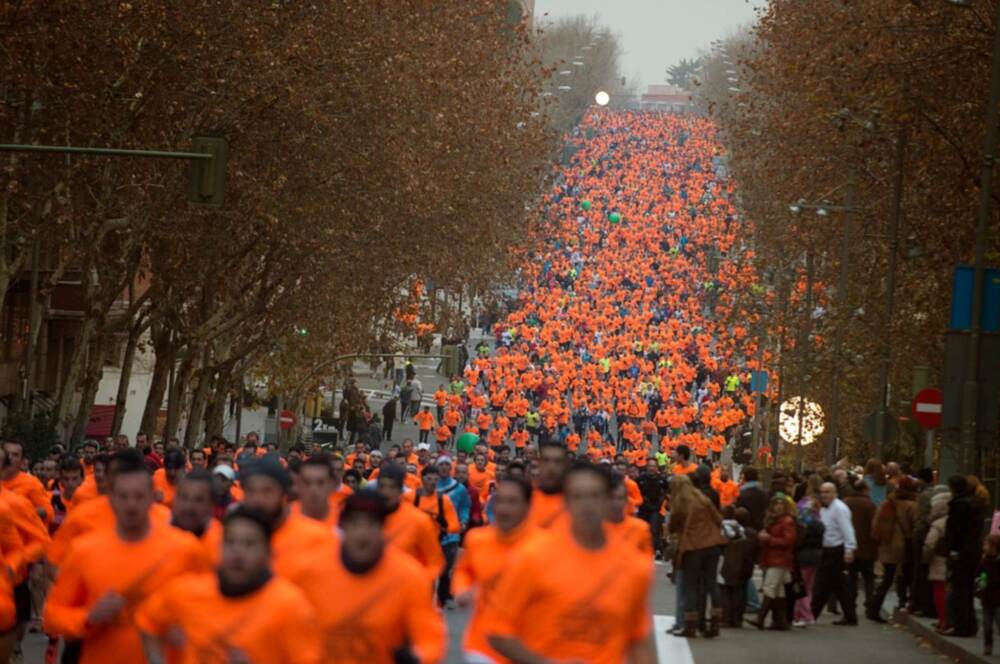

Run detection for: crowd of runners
[[0, 110, 993, 664]]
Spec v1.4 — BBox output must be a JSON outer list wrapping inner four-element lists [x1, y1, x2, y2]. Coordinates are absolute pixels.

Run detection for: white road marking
[[654, 615, 695, 664]]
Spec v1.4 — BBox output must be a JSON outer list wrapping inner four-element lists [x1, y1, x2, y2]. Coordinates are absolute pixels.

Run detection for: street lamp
[[595, 90, 610, 106]]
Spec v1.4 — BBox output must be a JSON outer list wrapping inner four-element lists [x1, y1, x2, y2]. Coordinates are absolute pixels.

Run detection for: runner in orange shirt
[[291, 453, 341, 528], [151, 448, 186, 508], [525, 442, 568, 530], [671, 444, 699, 476], [42, 450, 209, 664], [607, 473, 654, 557], [2, 441, 52, 524], [170, 470, 223, 565], [136, 506, 320, 664], [454, 476, 534, 663], [238, 457, 337, 578], [414, 407, 436, 445], [287, 490, 446, 663], [375, 464, 445, 578], [487, 462, 655, 664]]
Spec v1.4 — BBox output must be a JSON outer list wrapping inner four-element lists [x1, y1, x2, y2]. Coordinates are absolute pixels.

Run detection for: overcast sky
[[533, 0, 761, 90]]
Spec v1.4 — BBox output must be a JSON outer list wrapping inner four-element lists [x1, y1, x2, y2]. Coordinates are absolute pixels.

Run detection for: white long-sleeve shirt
[[819, 498, 857, 551]]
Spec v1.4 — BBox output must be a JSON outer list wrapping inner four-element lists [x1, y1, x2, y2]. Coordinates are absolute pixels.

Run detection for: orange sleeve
[[418, 517, 445, 579], [628, 560, 654, 643], [485, 548, 537, 639], [132, 577, 176, 637], [278, 587, 323, 664], [42, 547, 89, 638], [403, 570, 446, 663], [0, 512, 25, 580], [24, 479, 54, 524], [452, 548, 474, 596], [11, 505, 49, 565]]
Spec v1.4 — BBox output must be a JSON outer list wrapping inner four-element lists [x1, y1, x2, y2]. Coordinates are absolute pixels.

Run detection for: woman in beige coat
[[867, 476, 917, 622], [923, 491, 950, 631]]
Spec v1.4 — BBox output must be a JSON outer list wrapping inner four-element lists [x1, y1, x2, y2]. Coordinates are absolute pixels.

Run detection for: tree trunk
[[183, 347, 214, 448], [69, 334, 107, 445], [54, 315, 97, 443], [139, 328, 173, 439], [203, 364, 232, 441], [164, 351, 195, 443], [110, 316, 143, 437]]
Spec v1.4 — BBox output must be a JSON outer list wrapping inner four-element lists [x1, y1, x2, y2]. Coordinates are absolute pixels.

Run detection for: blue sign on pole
[[750, 371, 769, 393], [949, 266, 1000, 332]]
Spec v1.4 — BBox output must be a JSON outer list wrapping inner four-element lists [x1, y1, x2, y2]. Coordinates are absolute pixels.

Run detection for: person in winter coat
[[382, 398, 397, 441], [669, 474, 728, 637], [922, 490, 950, 632], [721, 506, 757, 628], [868, 476, 917, 622], [794, 485, 825, 628], [749, 495, 798, 631], [978, 534, 1000, 656], [844, 480, 877, 617]]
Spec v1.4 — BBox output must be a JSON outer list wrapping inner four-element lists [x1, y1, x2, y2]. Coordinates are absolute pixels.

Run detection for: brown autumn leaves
[[704, 0, 1000, 464], [0, 1, 553, 443]]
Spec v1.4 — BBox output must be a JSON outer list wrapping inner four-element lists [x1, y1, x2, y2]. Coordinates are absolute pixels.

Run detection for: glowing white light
[[595, 91, 610, 106], [779, 397, 825, 446]]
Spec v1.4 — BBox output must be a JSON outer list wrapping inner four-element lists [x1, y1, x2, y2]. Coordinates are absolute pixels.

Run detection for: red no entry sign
[[912, 388, 943, 430], [278, 410, 296, 431]]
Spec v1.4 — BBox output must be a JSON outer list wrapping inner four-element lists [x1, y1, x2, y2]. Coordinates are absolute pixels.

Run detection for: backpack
[[414, 491, 448, 536]]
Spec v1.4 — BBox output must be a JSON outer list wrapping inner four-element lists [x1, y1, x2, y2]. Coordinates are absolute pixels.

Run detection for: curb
[[894, 609, 991, 664]]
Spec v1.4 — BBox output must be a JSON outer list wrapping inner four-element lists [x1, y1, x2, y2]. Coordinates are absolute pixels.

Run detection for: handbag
[[788, 566, 808, 601]]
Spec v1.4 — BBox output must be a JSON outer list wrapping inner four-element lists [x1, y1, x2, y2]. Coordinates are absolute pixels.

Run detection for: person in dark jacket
[[695, 464, 720, 510], [978, 534, 1000, 655], [944, 475, 987, 637], [382, 397, 397, 441], [721, 506, 757, 628], [843, 480, 877, 618], [736, 468, 768, 531]]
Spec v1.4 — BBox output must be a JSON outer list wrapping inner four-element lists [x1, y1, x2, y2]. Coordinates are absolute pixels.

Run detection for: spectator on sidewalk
[[945, 474, 988, 637]]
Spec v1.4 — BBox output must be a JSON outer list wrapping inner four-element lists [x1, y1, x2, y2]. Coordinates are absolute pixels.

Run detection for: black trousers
[[811, 546, 857, 622], [951, 552, 979, 636], [721, 582, 746, 626], [437, 541, 459, 606], [984, 605, 1000, 647], [870, 560, 911, 616], [682, 546, 721, 618], [383, 420, 394, 441], [847, 558, 875, 613], [418, 429, 429, 444]]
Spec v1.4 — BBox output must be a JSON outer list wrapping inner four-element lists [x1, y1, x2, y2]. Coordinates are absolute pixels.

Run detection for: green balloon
[[609, 212, 621, 224], [456, 432, 480, 453], [581, 200, 591, 210]]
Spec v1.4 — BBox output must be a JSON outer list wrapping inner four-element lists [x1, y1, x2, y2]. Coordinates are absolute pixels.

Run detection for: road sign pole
[[924, 429, 935, 469]]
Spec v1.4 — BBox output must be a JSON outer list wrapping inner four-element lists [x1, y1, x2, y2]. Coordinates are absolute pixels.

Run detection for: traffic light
[[187, 136, 228, 206], [439, 345, 460, 377]]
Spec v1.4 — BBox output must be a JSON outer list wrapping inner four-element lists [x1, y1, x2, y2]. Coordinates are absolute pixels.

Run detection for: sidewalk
[[895, 608, 997, 664]]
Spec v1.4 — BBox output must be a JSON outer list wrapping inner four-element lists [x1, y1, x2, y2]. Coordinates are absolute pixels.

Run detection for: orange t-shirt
[[287, 544, 446, 664], [199, 518, 223, 567], [383, 501, 445, 578], [672, 462, 698, 476], [135, 572, 321, 664], [609, 516, 654, 557], [405, 490, 460, 535], [49, 496, 171, 566], [0, 490, 48, 579], [453, 524, 536, 661], [269, 510, 338, 578], [414, 412, 435, 432], [467, 466, 495, 502], [488, 524, 653, 664], [525, 489, 566, 530], [42, 522, 210, 664], [3, 471, 53, 523], [151, 468, 176, 508]]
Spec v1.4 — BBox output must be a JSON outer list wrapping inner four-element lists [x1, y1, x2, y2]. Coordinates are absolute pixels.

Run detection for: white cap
[[212, 465, 236, 481], [416, 443, 431, 451], [436, 455, 453, 466]]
